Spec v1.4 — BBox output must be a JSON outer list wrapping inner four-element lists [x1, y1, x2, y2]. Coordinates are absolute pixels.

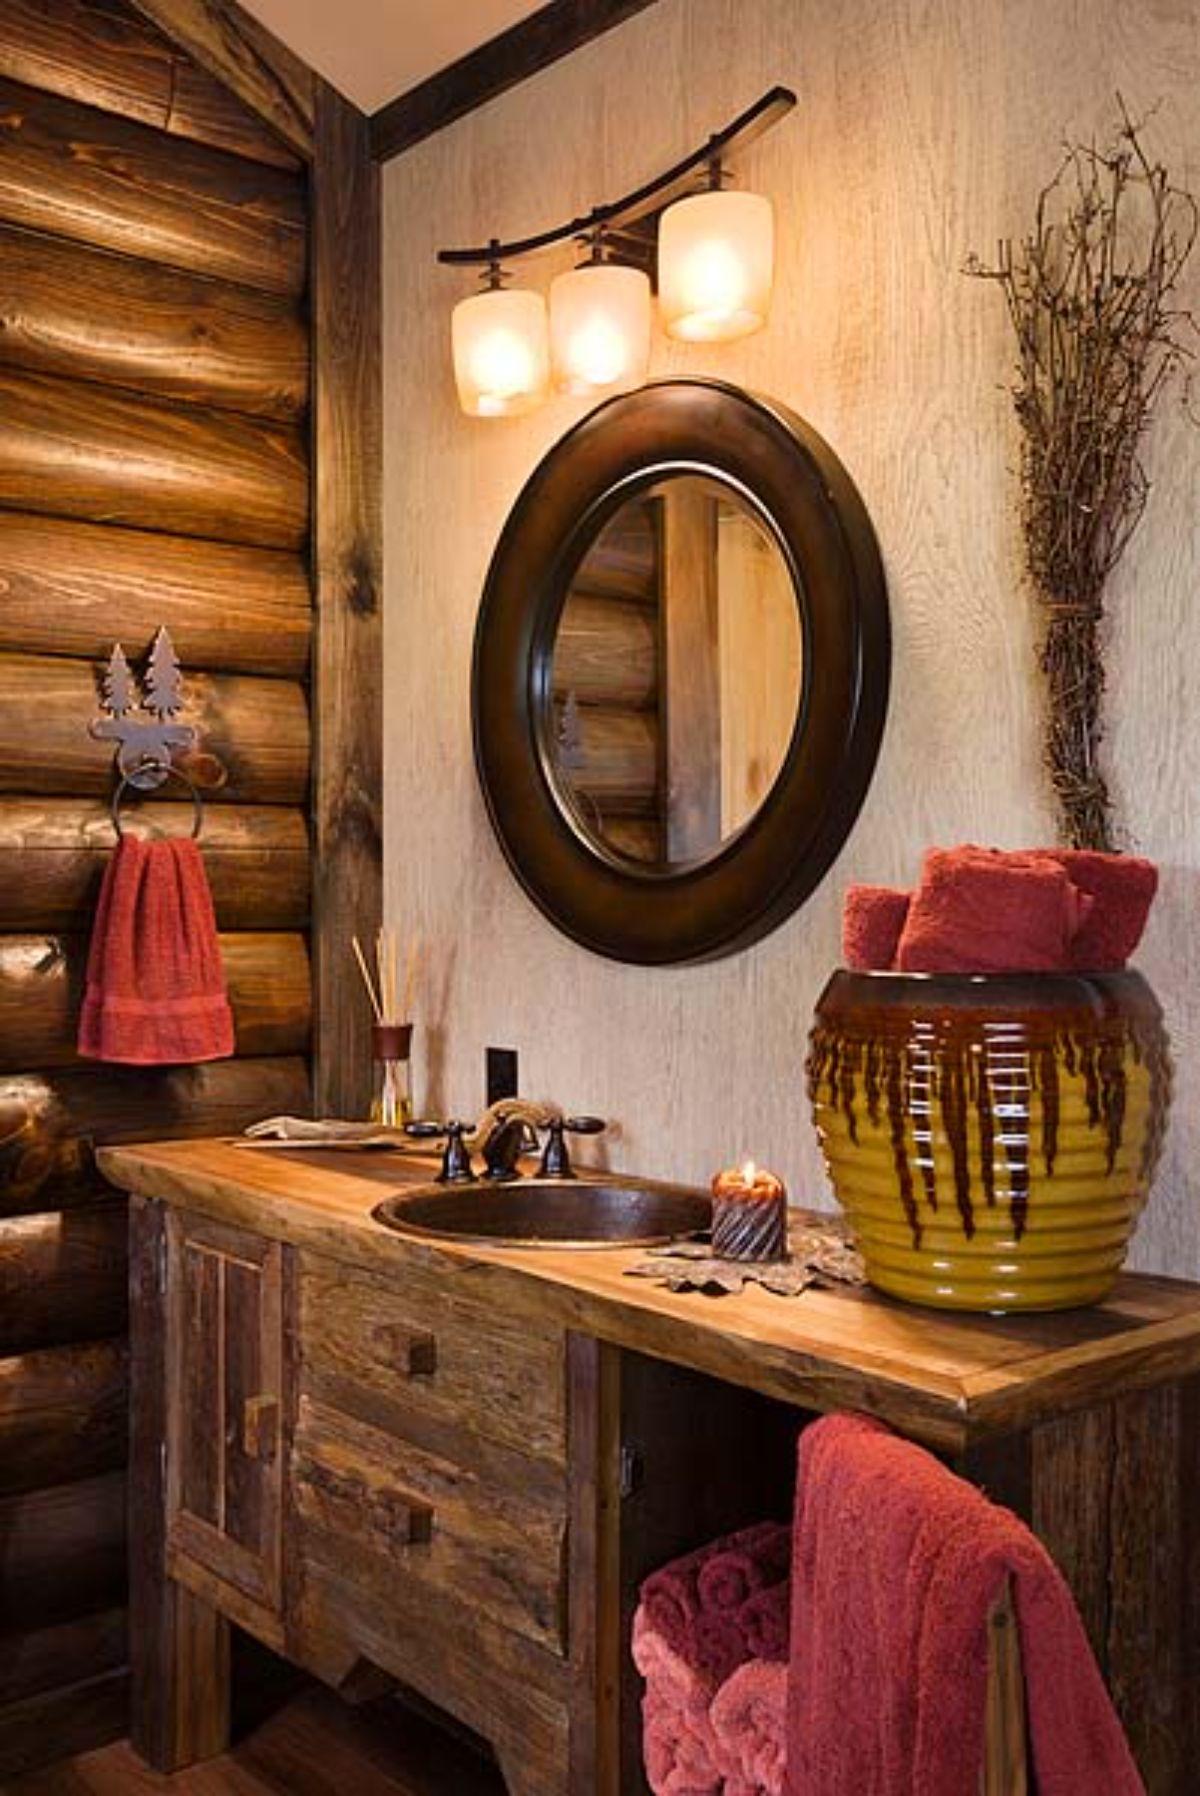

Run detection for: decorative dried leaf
[[625, 1222, 866, 1298]]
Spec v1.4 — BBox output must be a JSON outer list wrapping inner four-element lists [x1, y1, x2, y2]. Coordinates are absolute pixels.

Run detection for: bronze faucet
[[469, 1098, 559, 1181], [407, 1099, 605, 1183]]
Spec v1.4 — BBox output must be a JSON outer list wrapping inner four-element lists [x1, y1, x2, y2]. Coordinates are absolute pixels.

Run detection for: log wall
[[554, 497, 664, 859], [0, 0, 317, 1771]]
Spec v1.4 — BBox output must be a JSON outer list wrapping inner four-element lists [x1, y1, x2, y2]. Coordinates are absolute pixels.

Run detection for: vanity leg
[[129, 1195, 231, 1770], [495, 1747, 569, 1796], [961, 1380, 1200, 1796]]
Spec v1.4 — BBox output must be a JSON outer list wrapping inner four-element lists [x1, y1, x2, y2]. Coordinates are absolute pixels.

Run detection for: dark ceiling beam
[[369, 0, 662, 164]]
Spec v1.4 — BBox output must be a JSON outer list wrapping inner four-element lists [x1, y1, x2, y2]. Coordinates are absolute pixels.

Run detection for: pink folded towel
[[895, 845, 1093, 974], [842, 885, 911, 971], [711, 1659, 788, 1796], [634, 1608, 722, 1796], [643, 1690, 723, 1796]]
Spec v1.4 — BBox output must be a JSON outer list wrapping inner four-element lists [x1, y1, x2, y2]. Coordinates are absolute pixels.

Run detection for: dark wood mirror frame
[[472, 379, 891, 965]]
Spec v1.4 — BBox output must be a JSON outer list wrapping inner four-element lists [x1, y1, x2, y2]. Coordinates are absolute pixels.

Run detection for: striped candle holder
[[711, 1164, 788, 1262]]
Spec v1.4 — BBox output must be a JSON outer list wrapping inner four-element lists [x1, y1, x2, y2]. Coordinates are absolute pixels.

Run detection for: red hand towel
[[842, 886, 911, 971], [1042, 850, 1158, 969], [711, 1659, 788, 1796], [784, 1413, 1144, 1796], [78, 836, 234, 1066], [895, 845, 1093, 973]]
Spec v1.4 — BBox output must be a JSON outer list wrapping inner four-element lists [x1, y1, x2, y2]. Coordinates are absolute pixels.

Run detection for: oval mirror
[[473, 380, 889, 964]]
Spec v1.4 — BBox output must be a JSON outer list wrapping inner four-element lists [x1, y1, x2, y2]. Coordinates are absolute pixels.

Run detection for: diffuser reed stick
[[352, 929, 421, 1128]]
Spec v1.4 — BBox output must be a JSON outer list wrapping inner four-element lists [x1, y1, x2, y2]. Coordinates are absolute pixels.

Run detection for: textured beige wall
[[382, 0, 1200, 1275]]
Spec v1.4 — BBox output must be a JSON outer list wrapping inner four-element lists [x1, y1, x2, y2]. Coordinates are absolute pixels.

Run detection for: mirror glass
[[543, 475, 803, 869]]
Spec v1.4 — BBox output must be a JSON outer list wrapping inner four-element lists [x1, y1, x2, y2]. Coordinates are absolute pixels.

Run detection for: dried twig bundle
[[966, 101, 1197, 850]]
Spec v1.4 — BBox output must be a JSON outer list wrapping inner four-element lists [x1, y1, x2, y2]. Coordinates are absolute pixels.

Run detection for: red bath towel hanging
[[78, 836, 235, 1066]]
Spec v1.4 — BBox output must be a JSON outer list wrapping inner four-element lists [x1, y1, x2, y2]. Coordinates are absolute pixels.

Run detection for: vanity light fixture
[[451, 249, 550, 417], [549, 232, 652, 396], [439, 87, 796, 419], [659, 181, 775, 343]]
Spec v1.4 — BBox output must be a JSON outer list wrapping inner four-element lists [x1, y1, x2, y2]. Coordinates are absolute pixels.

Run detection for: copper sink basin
[[372, 1176, 712, 1250]]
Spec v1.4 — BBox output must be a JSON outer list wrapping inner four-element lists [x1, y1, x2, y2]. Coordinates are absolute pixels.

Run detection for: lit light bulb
[[659, 190, 775, 343], [452, 286, 550, 418], [550, 262, 652, 396]]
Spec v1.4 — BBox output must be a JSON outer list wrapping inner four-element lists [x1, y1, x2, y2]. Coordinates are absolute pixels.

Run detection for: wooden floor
[[0, 1689, 508, 1796]]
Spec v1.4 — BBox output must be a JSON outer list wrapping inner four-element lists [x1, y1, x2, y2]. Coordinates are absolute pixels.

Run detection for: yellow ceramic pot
[[807, 970, 1171, 1313]]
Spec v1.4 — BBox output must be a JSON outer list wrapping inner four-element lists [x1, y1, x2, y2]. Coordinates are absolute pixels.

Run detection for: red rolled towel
[[737, 1580, 791, 1662], [842, 885, 911, 971], [696, 1522, 791, 1613], [641, 1521, 785, 1660], [1042, 850, 1158, 970], [895, 845, 1093, 974], [78, 835, 234, 1065], [691, 1609, 751, 1686], [711, 1659, 788, 1796]]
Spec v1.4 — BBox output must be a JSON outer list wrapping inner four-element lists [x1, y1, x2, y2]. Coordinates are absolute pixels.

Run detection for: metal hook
[[111, 761, 205, 841]]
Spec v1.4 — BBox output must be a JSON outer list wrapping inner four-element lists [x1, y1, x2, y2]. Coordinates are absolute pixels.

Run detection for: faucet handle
[[405, 1118, 476, 1184], [539, 1114, 606, 1179]]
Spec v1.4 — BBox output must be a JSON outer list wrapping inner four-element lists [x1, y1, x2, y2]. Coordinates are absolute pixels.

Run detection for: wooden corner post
[[311, 81, 384, 1120]]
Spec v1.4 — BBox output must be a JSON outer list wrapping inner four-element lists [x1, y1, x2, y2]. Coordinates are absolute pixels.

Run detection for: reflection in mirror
[[547, 477, 803, 868]]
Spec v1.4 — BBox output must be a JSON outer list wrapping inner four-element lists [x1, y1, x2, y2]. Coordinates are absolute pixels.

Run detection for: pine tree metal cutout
[[91, 626, 196, 790]]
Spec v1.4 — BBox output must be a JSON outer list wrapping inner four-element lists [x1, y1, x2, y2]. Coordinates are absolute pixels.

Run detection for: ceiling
[[237, 0, 546, 114]]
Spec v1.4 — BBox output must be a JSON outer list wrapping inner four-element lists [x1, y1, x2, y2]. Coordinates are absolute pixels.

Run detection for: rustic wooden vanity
[[102, 1138, 1200, 1796]]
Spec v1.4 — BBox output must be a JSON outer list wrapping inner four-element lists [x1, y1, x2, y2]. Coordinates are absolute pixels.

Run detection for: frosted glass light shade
[[659, 190, 775, 342], [549, 262, 652, 396], [452, 286, 550, 417]]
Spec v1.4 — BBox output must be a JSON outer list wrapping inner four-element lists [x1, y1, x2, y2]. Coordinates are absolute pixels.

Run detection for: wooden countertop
[[99, 1137, 1200, 1453]]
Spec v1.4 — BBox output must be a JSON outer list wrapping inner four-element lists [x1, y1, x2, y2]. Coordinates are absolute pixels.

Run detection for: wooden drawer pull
[[372, 1321, 437, 1378], [242, 1393, 279, 1461], [298, 1456, 435, 1548], [371, 1487, 434, 1548]]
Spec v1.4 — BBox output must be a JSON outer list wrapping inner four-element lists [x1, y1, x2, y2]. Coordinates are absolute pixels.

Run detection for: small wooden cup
[[711, 1166, 788, 1262]]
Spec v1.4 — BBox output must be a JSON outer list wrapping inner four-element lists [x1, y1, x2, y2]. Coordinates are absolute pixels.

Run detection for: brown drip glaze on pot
[[807, 972, 1172, 1251]]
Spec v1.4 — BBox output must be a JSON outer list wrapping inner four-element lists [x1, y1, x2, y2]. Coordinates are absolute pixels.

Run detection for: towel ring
[[111, 760, 205, 840]]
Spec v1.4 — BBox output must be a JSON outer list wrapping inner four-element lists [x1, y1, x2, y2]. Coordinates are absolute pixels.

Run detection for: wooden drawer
[[291, 1394, 568, 1656], [297, 1252, 566, 1471]]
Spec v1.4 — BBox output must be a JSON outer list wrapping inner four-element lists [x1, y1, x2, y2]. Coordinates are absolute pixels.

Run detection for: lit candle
[[711, 1159, 788, 1262]]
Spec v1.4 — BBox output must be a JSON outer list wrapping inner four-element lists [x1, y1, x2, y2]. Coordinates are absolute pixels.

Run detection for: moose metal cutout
[[91, 626, 196, 791]]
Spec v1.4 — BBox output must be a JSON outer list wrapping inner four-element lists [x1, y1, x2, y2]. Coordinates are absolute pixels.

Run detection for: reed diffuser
[[352, 928, 419, 1128]]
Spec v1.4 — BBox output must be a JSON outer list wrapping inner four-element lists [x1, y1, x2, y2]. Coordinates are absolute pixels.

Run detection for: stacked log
[[0, 0, 314, 1771], [553, 498, 665, 859]]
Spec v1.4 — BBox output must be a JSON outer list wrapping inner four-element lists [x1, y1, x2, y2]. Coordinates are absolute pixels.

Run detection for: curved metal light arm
[[437, 85, 796, 270]]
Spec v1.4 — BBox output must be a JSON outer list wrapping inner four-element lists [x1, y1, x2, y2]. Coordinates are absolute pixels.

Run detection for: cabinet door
[[165, 1211, 284, 1615]]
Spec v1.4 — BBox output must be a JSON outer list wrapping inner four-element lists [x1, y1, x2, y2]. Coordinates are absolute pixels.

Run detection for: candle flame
[[741, 1159, 757, 1184]]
